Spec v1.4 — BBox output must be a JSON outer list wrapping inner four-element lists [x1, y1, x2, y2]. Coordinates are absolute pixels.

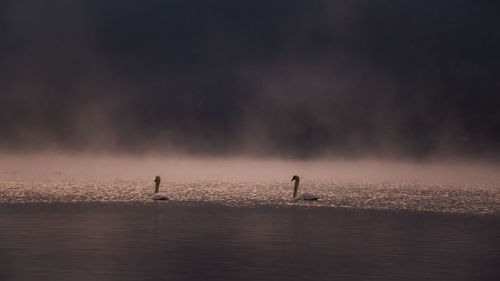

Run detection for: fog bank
[[1, 154, 498, 187]]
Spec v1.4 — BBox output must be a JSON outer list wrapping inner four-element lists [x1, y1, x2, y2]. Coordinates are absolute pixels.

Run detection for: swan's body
[[291, 175, 318, 201], [153, 176, 169, 200], [295, 192, 318, 200], [153, 192, 168, 200]]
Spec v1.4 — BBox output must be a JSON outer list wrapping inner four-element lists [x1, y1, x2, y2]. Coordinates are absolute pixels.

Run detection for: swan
[[152, 176, 169, 200], [291, 175, 318, 200]]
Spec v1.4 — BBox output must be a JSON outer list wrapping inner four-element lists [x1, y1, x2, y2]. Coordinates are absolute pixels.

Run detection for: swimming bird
[[291, 175, 318, 200], [153, 176, 169, 200]]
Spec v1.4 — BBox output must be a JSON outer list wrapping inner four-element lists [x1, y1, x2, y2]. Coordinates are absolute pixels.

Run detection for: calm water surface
[[1, 202, 499, 281]]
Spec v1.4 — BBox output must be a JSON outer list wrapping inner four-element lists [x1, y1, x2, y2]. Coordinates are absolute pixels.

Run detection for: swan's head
[[291, 175, 300, 181], [154, 176, 161, 183]]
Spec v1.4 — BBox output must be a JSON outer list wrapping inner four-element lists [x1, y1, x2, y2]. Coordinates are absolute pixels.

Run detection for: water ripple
[[0, 179, 498, 214]]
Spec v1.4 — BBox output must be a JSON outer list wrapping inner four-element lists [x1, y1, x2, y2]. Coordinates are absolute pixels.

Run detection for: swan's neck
[[154, 181, 160, 193], [293, 179, 300, 198]]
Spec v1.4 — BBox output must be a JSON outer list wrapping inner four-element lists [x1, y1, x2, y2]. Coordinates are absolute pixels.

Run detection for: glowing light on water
[[0, 155, 498, 214], [0, 178, 497, 214]]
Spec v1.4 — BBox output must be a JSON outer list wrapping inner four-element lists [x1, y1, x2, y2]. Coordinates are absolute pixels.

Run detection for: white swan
[[152, 176, 169, 200], [291, 175, 318, 200]]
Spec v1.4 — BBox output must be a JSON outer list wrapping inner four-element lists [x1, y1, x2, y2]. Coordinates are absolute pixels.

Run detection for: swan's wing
[[153, 192, 169, 200], [299, 192, 319, 200]]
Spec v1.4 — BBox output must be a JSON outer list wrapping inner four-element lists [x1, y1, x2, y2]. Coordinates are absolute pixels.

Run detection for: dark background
[[1, 0, 499, 159]]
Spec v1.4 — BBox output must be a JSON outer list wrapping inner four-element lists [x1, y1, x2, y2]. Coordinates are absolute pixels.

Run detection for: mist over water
[[2, 154, 500, 182], [1, 154, 498, 214]]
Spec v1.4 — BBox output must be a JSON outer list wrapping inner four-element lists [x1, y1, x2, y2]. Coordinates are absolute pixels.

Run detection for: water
[[0, 157, 499, 280], [1, 203, 498, 281], [0, 178, 497, 214], [1, 156, 498, 214]]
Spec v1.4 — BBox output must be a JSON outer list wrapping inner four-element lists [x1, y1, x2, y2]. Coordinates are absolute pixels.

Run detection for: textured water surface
[[1, 178, 498, 214], [1, 157, 499, 214]]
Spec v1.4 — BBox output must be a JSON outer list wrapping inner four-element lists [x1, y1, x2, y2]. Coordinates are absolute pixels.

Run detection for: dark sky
[[1, 0, 499, 159]]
